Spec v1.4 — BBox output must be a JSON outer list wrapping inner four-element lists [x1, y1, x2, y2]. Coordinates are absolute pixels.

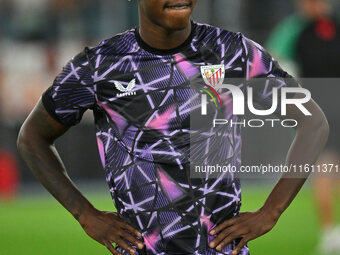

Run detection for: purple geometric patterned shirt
[[42, 21, 297, 255]]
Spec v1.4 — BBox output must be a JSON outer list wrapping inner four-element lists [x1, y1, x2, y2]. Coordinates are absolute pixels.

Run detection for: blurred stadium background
[[1, 0, 340, 254]]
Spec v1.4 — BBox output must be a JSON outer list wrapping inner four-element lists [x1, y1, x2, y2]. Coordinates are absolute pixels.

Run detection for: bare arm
[[208, 94, 329, 254], [17, 98, 94, 221], [261, 94, 329, 218], [17, 99, 144, 255]]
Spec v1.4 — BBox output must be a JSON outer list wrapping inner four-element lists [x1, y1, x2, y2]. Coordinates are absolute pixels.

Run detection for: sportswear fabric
[[42, 21, 297, 255]]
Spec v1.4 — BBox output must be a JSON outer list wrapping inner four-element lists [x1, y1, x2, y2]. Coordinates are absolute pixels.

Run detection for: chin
[[164, 16, 191, 31]]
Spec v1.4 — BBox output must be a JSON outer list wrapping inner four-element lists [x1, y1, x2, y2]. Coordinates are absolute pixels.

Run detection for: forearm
[[17, 100, 143, 255], [18, 138, 96, 222], [261, 119, 329, 218], [209, 122, 329, 253], [20, 140, 96, 221], [17, 100, 97, 224]]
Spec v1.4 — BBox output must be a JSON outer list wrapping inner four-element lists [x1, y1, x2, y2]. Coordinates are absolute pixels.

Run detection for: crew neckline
[[134, 21, 196, 55]]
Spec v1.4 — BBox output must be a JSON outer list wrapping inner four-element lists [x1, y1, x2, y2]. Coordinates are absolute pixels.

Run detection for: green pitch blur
[[0, 185, 329, 255]]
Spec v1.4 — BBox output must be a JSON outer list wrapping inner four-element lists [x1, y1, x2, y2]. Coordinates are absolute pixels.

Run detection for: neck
[[138, 19, 192, 50]]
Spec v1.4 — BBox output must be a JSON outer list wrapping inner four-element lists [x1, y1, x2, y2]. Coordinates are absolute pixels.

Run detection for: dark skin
[[17, 100, 144, 255], [208, 93, 329, 254], [138, 0, 197, 49], [17, 0, 329, 254]]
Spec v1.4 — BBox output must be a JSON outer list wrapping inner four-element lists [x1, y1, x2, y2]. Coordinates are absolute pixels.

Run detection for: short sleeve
[[42, 48, 96, 127], [241, 34, 299, 115]]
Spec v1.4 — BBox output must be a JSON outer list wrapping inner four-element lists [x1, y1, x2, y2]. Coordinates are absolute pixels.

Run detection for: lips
[[164, 0, 192, 9]]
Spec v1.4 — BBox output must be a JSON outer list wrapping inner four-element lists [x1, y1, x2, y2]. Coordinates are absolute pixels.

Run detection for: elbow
[[17, 122, 52, 158], [312, 114, 330, 145], [17, 122, 38, 157], [17, 125, 29, 156], [320, 117, 330, 144], [297, 112, 329, 144]]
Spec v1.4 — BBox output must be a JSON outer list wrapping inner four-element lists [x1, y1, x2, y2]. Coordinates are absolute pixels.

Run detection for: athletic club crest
[[200, 64, 225, 87]]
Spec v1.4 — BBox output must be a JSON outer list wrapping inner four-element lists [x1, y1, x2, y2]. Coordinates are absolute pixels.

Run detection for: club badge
[[200, 64, 225, 87]]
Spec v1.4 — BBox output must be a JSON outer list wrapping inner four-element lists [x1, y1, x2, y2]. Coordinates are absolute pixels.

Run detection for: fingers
[[109, 214, 143, 254], [105, 237, 137, 255], [232, 238, 248, 255], [210, 230, 249, 252], [104, 241, 122, 255], [121, 230, 144, 249], [209, 217, 237, 235], [115, 238, 137, 255], [215, 232, 240, 251], [208, 211, 271, 252], [110, 213, 142, 238], [82, 211, 144, 255], [208, 215, 250, 252], [215, 233, 240, 251], [209, 227, 235, 248], [120, 221, 142, 238]]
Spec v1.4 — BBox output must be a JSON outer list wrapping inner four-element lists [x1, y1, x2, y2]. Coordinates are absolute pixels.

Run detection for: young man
[[17, 0, 329, 254]]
